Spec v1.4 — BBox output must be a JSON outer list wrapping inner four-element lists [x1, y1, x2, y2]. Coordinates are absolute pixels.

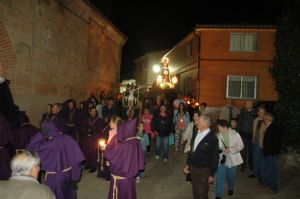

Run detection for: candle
[[99, 139, 106, 150]]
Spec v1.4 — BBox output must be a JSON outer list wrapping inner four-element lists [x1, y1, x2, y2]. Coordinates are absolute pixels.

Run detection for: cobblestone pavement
[[78, 150, 300, 199]]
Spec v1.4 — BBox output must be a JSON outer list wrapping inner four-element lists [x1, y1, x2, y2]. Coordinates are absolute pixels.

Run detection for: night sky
[[90, 0, 285, 80]]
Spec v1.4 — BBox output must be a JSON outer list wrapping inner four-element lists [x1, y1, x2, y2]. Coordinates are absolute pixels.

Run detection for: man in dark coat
[[260, 113, 281, 194], [183, 114, 219, 199]]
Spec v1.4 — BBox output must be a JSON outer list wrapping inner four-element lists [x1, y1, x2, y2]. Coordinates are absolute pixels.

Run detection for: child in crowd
[[141, 107, 154, 155], [136, 122, 149, 183]]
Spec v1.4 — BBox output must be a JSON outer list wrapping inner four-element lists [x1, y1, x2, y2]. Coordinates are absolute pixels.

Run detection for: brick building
[[0, 0, 126, 124], [163, 24, 278, 108]]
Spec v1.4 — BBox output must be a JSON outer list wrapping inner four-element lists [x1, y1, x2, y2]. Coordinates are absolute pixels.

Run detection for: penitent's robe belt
[[45, 167, 72, 181]]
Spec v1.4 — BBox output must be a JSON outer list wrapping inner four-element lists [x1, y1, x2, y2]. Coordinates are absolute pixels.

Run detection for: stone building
[[0, 0, 126, 125]]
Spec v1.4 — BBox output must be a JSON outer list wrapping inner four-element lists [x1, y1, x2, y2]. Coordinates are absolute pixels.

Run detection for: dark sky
[[90, 0, 285, 80]]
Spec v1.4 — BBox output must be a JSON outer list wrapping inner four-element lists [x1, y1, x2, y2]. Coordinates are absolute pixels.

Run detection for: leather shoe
[[248, 174, 256, 178]]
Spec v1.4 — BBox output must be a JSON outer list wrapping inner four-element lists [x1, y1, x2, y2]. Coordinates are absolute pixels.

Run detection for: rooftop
[[195, 24, 276, 29]]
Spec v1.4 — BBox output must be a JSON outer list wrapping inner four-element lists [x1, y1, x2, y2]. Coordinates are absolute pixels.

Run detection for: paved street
[[78, 149, 300, 199]]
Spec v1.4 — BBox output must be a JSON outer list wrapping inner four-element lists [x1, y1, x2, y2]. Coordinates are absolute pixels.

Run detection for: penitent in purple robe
[[27, 120, 85, 199], [0, 115, 13, 180], [12, 120, 38, 151], [65, 108, 82, 142], [104, 118, 144, 199], [81, 116, 105, 169]]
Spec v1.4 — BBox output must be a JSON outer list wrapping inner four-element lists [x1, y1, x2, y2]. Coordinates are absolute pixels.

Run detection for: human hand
[[208, 176, 214, 184], [223, 148, 230, 154], [183, 165, 190, 174]]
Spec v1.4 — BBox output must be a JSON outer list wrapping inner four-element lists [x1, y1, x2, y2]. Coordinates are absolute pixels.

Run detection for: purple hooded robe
[[65, 108, 82, 142], [27, 120, 85, 199], [12, 113, 37, 151], [104, 118, 144, 199], [81, 116, 105, 169], [0, 115, 13, 180]]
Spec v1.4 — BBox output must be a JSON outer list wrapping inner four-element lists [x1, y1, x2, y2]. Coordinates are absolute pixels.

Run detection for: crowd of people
[[183, 99, 281, 199], [0, 76, 281, 199]]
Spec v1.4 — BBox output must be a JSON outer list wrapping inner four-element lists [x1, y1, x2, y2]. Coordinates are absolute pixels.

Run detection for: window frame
[[229, 32, 258, 52], [226, 75, 257, 99]]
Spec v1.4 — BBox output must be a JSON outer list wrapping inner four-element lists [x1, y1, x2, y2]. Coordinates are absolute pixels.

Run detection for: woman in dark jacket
[[152, 104, 174, 162]]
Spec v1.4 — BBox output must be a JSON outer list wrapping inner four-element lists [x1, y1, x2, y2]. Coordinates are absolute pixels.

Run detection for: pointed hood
[[117, 118, 137, 142]]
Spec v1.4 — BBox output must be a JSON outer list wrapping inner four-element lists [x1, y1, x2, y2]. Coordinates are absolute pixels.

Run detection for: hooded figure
[[0, 114, 13, 180], [62, 99, 82, 142], [27, 120, 85, 199], [104, 118, 144, 199], [12, 112, 38, 152], [0, 77, 14, 180]]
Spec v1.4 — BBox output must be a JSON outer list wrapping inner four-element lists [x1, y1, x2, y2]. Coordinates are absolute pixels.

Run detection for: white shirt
[[193, 128, 210, 152]]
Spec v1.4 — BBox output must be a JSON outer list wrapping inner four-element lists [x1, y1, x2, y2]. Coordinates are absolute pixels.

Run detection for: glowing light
[[159, 82, 167, 89], [155, 57, 177, 89], [99, 139, 106, 150], [195, 102, 200, 107], [157, 75, 163, 83], [171, 76, 178, 84], [163, 70, 169, 75], [161, 57, 169, 64], [187, 101, 191, 105], [153, 65, 161, 73]]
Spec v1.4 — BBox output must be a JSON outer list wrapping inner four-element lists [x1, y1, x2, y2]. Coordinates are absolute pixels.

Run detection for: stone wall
[[0, 0, 126, 125]]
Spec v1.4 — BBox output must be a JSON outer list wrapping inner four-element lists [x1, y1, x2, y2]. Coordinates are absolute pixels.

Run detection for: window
[[229, 33, 258, 52], [186, 42, 193, 56], [226, 75, 257, 99]]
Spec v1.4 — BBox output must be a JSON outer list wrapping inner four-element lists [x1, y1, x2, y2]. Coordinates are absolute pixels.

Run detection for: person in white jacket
[[215, 119, 244, 199], [181, 110, 200, 154]]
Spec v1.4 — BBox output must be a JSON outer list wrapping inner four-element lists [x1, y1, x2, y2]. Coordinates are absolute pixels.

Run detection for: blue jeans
[[216, 164, 237, 198], [253, 144, 263, 179], [260, 155, 278, 191], [155, 136, 169, 159]]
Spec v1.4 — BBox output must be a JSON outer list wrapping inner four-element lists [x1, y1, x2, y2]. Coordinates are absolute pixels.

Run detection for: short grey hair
[[200, 114, 211, 127], [11, 150, 40, 176]]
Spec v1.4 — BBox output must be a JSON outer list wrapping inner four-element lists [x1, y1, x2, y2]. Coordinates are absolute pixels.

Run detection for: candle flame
[[99, 139, 106, 147]]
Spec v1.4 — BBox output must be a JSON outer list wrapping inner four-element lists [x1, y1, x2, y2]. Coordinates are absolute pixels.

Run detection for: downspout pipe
[[193, 29, 201, 102]]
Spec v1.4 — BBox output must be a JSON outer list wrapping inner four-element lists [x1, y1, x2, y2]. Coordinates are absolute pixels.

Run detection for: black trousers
[[190, 166, 210, 199], [241, 134, 253, 171]]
